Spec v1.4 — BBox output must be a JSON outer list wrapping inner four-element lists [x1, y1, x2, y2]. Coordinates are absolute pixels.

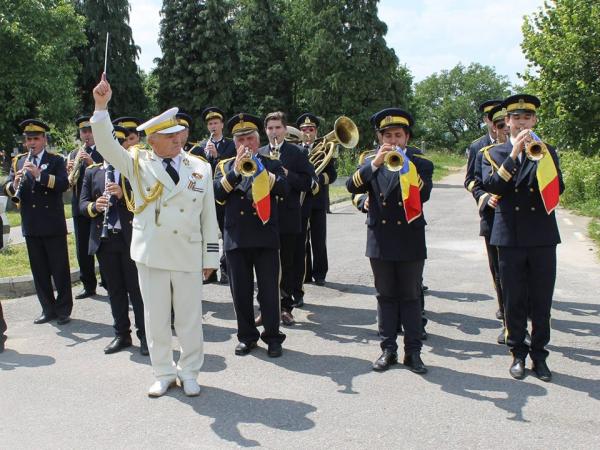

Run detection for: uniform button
[[515, 206, 520, 211], [173, 230, 178, 234], [531, 207, 536, 211], [32, 204, 36, 208], [241, 195, 245, 200], [382, 202, 387, 206], [146, 187, 151, 191], [240, 211, 245, 215], [397, 220, 401, 225], [253, 212, 257, 216], [129, 220, 132, 224], [44, 206, 48, 208], [193, 198, 197, 202], [44, 192, 48, 195], [180, 209, 184, 213], [530, 188, 535, 192], [380, 193, 383, 197], [382, 219, 386, 224], [515, 188, 519, 193]]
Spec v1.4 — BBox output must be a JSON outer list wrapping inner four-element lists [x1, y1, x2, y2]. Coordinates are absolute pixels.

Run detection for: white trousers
[[136, 263, 204, 382]]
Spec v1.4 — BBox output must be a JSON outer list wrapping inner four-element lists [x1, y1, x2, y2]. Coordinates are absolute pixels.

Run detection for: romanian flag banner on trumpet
[[397, 149, 422, 223], [251, 155, 271, 224], [532, 132, 560, 214]]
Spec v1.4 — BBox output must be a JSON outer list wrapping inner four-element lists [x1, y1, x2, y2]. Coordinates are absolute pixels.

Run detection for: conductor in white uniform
[[91, 74, 219, 397]]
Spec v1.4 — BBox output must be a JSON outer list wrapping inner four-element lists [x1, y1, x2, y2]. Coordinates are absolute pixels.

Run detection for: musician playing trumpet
[[68, 116, 105, 300], [347, 108, 433, 373], [79, 125, 147, 356], [482, 94, 564, 382]]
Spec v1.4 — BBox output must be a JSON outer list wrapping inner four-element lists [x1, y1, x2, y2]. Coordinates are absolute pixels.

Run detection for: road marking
[[574, 231, 585, 241], [563, 218, 573, 226]]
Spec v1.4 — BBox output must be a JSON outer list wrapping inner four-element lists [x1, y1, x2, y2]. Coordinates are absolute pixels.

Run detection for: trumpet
[[11, 148, 34, 204], [525, 131, 547, 161], [239, 148, 257, 177], [68, 143, 87, 186], [384, 146, 405, 172]]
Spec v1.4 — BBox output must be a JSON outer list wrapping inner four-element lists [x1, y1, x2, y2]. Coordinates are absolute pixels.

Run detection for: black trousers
[[25, 235, 73, 317], [370, 258, 424, 354], [279, 233, 299, 312], [307, 207, 328, 281], [226, 247, 286, 346], [73, 215, 97, 292], [498, 246, 555, 361], [0, 302, 6, 343], [484, 236, 504, 316], [291, 215, 310, 299], [96, 233, 145, 339], [216, 204, 227, 275]]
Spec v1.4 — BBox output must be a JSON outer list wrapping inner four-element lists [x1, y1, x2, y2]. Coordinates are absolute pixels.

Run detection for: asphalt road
[[1, 170, 598, 449]]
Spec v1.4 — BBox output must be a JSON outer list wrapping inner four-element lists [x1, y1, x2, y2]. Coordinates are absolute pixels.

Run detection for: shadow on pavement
[[551, 371, 600, 400], [175, 386, 316, 447], [424, 365, 547, 422], [203, 300, 237, 322], [427, 290, 494, 303], [319, 281, 375, 296], [552, 300, 600, 317], [203, 322, 237, 343], [0, 349, 56, 370], [424, 333, 506, 360], [427, 311, 501, 336], [256, 347, 371, 394], [546, 344, 600, 367], [52, 318, 113, 347], [551, 317, 600, 338], [433, 183, 465, 189]]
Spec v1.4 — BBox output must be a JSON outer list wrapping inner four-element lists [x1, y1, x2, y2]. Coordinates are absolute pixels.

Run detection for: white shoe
[[180, 378, 201, 397], [147, 379, 175, 398]]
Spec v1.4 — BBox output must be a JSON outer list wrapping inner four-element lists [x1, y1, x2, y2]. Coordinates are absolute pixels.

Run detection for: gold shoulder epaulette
[[479, 143, 499, 153], [358, 150, 375, 165], [87, 162, 103, 169], [412, 153, 429, 160], [217, 157, 235, 176], [482, 145, 500, 171]]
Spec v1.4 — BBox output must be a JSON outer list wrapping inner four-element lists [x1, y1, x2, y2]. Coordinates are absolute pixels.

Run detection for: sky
[[130, 0, 545, 84]]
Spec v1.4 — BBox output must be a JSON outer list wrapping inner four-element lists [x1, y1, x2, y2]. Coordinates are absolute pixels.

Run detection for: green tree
[[141, 69, 159, 119], [522, 0, 600, 155], [0, 0, 85, 165], [156, 0, 237, 136], [414, 63, 511, 153], [73, 0, 146, 117], [232, 0, 292, 118]]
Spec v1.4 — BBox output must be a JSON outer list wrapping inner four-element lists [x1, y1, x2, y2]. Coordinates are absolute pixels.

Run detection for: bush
[[560, 151, 600, 218]]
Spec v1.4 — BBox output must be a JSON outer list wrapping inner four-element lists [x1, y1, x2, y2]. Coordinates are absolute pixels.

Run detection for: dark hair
[[264, 111, 287, 128]]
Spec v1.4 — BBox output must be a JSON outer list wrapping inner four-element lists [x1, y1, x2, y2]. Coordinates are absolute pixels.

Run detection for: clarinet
[[100, 165, 115, 240], [11, 148, 34, 204]]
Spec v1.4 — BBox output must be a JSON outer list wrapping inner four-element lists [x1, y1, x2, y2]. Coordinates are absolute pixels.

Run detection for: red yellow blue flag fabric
[[398, 149, 422, 223], [251, 155, 271, 224], [531, 132, 559, 214]]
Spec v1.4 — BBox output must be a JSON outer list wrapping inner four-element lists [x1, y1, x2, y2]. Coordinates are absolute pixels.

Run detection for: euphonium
[[239, 148, 257, 177], [384, 146, 405, 172], [68, 143, 87, 186], [309, 116, 359, 175], [524, 131, 547, 161]]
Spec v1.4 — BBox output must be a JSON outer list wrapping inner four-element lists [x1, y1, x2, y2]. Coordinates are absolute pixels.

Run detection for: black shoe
[[267, 342, 283, 358], [75, 290, 96, 300], [403, 353, 427, 374], [235, 341, 257, 356], [314, 279, 325, 286], [33, 313, 57, 324], [203, 271, 218, 285], [104, 336, 132, 354], [422, 284, 429, 292], [372, 349, 398, 371], [524, 331, 532, 347], [509, 357, 526, 379], [281, 311, 295, 326], [532, 360, 552, 382], [292, 295, 304, 308], [57, 316, 71, 325], [140, 338, 149, 356], [497, 329, 506, 345], [495, 309, 505, 321], [219, 272, 229, 285]]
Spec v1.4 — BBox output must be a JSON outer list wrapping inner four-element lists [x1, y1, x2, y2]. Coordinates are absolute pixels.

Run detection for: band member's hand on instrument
[[78, 149, 94, 166], [372, 143, 394, 168], [95, 194, 109, 212], [93, 72, 112, 110], [283, 167, 288, 176], [364, 196, 370, 211], [67, 159, 75, 172], [234, 144, 247, 173], [510, 129, 531, 160], [488, 195, 499, 209], [12, 170, 24, 190], [105, 181, 123, 199], [203, 268, 216, 280], [23, 161, 40, 179], [205, 140, 218, 158]]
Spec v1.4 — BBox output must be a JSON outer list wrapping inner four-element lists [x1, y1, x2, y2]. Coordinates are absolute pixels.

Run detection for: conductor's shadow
[[319, 281, 375, 296], [176, 386, 316, 447], [552, 300, 600, 317], [52, 318, 113, 347], [427, 290, 493, 303], [257, 347, 371, 394], [424, 333, 506, 360], [203, 300, 236, 322], [0, 349, 56, 371], [551, 317, 600, 338], [551, 371, 600, 401], [203, 322, 237, 343], [424, 366, 547, 422], [546, 344, 600, 367], [427, 311, 501, 336]]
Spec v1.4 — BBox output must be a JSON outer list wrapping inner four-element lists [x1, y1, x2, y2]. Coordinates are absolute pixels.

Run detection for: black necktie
[[106, 165, 119, 228], [163, 158, 179, 184]]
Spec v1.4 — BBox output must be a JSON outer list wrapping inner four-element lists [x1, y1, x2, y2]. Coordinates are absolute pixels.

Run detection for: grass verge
[[0, 233, 77, 278], [426, 150, 466, 181]]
